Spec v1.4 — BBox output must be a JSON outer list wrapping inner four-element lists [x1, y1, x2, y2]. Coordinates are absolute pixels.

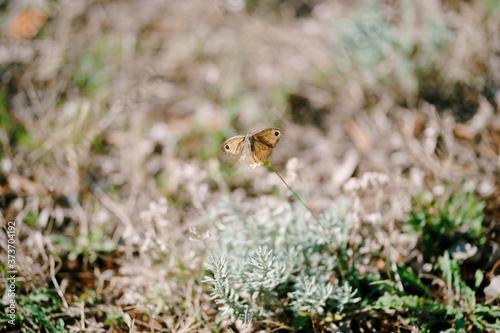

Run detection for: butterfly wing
[[251, 139, 275, 163], [251, 128, 285, 148], [220, 135, 246, 159], [250, 128, 285, 163]]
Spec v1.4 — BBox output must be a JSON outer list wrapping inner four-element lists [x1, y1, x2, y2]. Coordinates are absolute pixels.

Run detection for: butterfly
[[220, 128, 285, 167]]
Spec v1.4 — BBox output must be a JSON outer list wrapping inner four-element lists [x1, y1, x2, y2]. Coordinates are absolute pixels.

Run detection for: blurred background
[[1, 0, 499, 331]]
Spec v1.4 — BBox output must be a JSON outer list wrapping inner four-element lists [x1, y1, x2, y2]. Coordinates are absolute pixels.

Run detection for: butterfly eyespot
[[225, 145, 229, 150]]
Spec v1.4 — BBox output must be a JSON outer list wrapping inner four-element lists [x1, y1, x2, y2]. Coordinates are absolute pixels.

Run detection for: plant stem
[[266, 162, 319, 222], [264, 161, 346, 280]]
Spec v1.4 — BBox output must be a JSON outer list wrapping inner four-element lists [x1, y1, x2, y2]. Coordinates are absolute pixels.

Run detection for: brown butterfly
[[220, 128, 285, 166]]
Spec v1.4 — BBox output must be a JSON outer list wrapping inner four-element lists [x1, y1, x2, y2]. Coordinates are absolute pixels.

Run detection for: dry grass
[[0, 0, 499, 331]]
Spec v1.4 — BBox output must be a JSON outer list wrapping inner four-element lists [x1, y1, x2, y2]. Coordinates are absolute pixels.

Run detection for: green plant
[[331, 1, 452, 96], [22, 210, 38, 227], [0, 91, 33, 151], [0, 289, 68, 332], [71, 34, 120, 97], [373, 252, 500, 332], [405, 190, 485, 260], [485, 0, 500, 15], [203, 199, 360, 327], [265, 160, 346, 279], [51, 227, 116, 263], [105, 307, 127, 326]]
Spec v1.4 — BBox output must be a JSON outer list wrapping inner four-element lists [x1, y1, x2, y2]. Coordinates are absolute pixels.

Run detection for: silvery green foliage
[[288, 275, 334, 315], [334, 281, 362, 313], [204, 198, 360, 322], [203, 255, 252, 319]]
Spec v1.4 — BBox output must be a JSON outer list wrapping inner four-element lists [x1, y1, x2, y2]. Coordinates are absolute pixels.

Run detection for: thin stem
[[264, 161, 346, 281], [266, 162, 320, 223]]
